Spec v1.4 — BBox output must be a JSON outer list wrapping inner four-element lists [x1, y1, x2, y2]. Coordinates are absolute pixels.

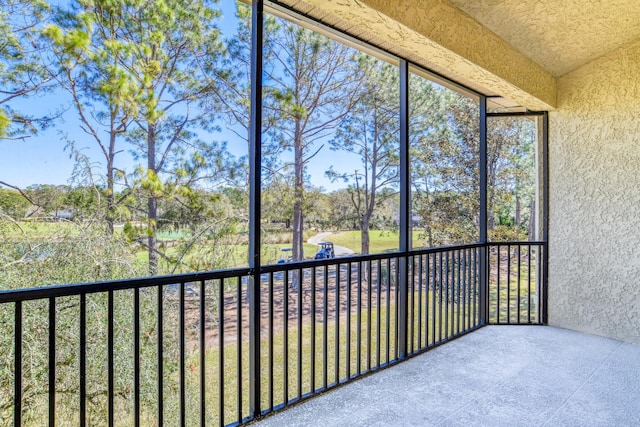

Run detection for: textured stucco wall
[[359, 0, 555, 107], [448, 0, 640, 77], [549, 40, 640, 343]]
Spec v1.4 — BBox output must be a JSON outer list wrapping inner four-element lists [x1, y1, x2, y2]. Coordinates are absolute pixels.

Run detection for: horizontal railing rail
[[0, 241, 545, 426], [0, 268, 253, 304]]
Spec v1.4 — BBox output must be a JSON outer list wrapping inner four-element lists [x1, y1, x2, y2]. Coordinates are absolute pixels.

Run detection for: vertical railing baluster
[[80, 294, 86, 426], [474, 247, 479, 326], [472, 248, 476, 327], [218, 279, 224, 427], [409, 256, 415, 353], [376, 259, 381, 368], [486, 246, 490, 320], [108, 290, 114, 427], [199, 281, 205, 427], [367, 260, 372, 372], [49, 297, 56, 427], [537, 245, 543, 324], [322, 266, 328, 390], [237, 277, 242, 424], [461, 250, 466, 332], [346, 263, 351, 379], [14, 301, 22, 427], [417, 255, 423, 350], [451, 251, 456, 336], [385, 258, 390, 364], [311, 266, 316, 394], [496, 245, 501, 324], [425, 254, 431, 347], [467, 249, 472, 329], [283, 270, 289, 403], [449, 251, 453, 337], [544, 243, 549, 324], [134, 288, 140, 427], [507, 244, 511, 324], [297, 268, 302, 400], [432, 254, 437, 345], [452, 251, 457, 335], [179, 283, 186, 427], [158, 285, 164, 426], [335, 264, 340, 383], [268, 273, 274, 410], [445, 252, 450, 339], [528, 244, 532, 324], [450, 251, 455, 336], [394, 258, 400, 360], [459, 250, 463, 333], [517, 245, 522, 324], [467, 249, 471, 330], [457, 250, 462, 335], [438, 252, 443, 342], [356, 260, 362, 376]]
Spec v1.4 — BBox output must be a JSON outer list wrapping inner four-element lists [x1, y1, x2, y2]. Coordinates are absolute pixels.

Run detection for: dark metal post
[[398, 59, 410, 358], [541, 112, 549, 324], [479, 96, 489, 325], [248, 0, 264, 418]]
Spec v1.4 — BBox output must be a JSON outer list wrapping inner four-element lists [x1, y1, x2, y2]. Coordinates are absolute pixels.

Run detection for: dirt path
[[307, 231, 355, 257]]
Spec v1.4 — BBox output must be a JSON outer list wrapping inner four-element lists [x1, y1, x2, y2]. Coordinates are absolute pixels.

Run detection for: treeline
[[0, 183, 400, 231], [1, 0, 536, 283]]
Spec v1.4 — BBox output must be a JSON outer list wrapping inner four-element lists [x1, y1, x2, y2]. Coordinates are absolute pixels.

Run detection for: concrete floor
[[252, 325, 640, 427]]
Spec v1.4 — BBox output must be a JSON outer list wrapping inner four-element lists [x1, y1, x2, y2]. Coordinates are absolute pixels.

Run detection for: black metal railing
[[0, 241, 545, 426], [488, 242, 546, 325]]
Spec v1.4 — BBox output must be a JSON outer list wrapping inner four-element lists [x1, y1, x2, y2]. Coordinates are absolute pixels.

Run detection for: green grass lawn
[[2, 220, 84, 238], [328, 230, 399, 254], [328, 229, 440, 254]]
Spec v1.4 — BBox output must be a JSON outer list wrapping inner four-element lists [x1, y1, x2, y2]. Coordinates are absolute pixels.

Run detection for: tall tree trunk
[[424, 189, 434, 247], [106, 165, 115, 236], [487, 163, 496, 232], [292, 120, 305, 262], [148, 197, 158, 275], [361, 215, 370, 255], [148, 124, 158, 276], [105, 115, 117, 236], [487, 189, 496, 231], [528, 199, 535, 241]]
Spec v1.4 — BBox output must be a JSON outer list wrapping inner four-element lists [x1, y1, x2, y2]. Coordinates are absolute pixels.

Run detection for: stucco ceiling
[[448, 0, 640, 77]]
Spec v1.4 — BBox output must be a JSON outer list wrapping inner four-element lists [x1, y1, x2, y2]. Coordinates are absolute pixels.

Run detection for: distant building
[[392, 211, 421, 227]]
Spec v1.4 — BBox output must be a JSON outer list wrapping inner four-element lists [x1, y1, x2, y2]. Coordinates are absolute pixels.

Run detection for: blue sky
[[0, 92, 359, 191], [0, 95, 357, 191], [0, 0, 361, 192]]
